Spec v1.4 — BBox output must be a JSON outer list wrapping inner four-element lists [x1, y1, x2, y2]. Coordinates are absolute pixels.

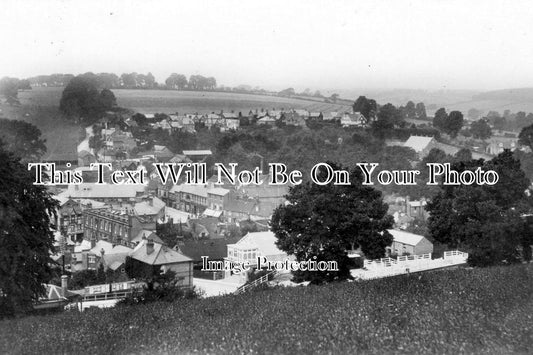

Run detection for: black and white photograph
[[0, 0, 532, 353]]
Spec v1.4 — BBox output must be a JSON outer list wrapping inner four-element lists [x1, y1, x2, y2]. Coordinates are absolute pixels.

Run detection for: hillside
[[1, 264, 531, 354], [1, 89, 82, 162]]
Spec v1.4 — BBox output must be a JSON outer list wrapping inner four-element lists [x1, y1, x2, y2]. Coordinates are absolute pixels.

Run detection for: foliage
[[68, 267, 107, 290], [433, 108, 464, 137], [0, 142, 58, 317], [352, 96, 377, 120], [1, 265, 532, 354], [0, 77, 22, 105], [271, 162, 393, 284], [426, 150, 532, 266], [118, 271, 201, 305], [0, 119, 47, 161], [518, 123, 533, 151], [59, 74, 117, 124], [470, 119, 492, 139]]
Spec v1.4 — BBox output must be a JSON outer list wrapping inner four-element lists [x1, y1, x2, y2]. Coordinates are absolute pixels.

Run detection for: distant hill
[[472, 87, 533, 101]]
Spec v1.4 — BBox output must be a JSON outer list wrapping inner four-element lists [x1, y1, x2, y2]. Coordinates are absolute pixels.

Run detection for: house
[[129, 238, 194, 288], [88, 240, 132, 274], [282, 111, 306, 127], [178, 237, 241, 266], [257, 116, 277, 126], [182, 149, 213, 162], [83, 207, 156, 247], [78, 150, 96, 167], [158, 206, 191, 224], [33, 276, 80, 312], [340, 112, 366, 127], [149, 145, 174, 162], [386, 229, 433, 256], [58, 183, 146, 203], [403, 135, 438, 158], [226, 231, 294, 267]]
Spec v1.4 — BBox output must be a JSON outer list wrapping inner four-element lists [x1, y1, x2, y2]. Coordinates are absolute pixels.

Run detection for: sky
[[1, 0, 532, 92]]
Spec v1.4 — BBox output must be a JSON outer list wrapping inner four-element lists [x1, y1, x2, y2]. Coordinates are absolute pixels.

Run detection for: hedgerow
[[0, 264, 531, 354]]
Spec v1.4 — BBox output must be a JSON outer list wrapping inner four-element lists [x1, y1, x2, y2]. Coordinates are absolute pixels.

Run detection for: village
[[30, 104, 504, 312]]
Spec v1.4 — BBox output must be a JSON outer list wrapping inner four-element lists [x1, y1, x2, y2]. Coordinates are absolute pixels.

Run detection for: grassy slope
[[1, 264, 531, 354], [1, 89, 82, 160], [113, 89, 350, 114]]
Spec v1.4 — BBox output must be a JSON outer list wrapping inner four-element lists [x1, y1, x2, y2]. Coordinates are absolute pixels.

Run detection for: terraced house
[[83, 208, 155, 247]]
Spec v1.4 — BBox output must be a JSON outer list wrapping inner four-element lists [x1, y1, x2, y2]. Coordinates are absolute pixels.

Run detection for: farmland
[[1, 264, 531, 354], [15, 87, 350, 114], [1, 89, 82, 162], [1, 87, 348, 162]]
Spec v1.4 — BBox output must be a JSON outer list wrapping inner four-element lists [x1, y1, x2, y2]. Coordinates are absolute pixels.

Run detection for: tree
[[426, 150, 532, 266], [470, 119, 492, 140], [99, 88, 117, 109], [0, 119, 47, 162], [0, 141, 58, 317], [374, 103, 402, 131], [434, 109, 463, 138], [0, 77, 21, 105], [353, 96, 377, 120], [518, 123, 533, 151], [165, 73, 188, 90], [270, 162, 394, 284], [329, 93, 339, 103], [433, 108, 447, 130], [59, 74, 117, 124], [454, 148, 472, 162], [415, 102, 427, 119], [120, 73, 138, 88], [405, 101, 416, 119], [279, 88, 295, 97]]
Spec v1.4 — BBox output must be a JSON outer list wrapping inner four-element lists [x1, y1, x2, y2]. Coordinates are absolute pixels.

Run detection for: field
[[1, 89, 82, 161], [1, 264, 531, 354], [1, 87, 348, 161], [114, 89, 350, 114]]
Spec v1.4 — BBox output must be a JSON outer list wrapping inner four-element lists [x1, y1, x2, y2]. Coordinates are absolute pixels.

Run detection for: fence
[[353, 251, 468, 280], [234, 270, 277, 295]]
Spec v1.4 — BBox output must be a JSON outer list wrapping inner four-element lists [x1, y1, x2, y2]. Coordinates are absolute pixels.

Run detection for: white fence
[[352, 251, 468, 280]]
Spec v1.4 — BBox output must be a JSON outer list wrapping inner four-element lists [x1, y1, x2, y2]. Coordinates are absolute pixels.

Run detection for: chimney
[[149, 197, 153, 207], [146, 238, 154, 255], [61, 275, 68, 297]]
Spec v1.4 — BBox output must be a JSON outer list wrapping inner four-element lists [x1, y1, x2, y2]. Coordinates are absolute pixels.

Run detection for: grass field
[[1, 264, 531, 354], [114, 89, 350, 114], [2, 87, 348, 161], [1, 90, 82, 161]]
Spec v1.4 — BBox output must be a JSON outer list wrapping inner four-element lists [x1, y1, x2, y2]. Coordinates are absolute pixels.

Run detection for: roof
[[403, 136, 434, 153], [134, 197, 165, 216], [170, 184, 208, 198], [131, 230, 164, 244], [207, 187, 230, 196], [182, 150, 213, 156], [231, 231, 286, 256], [89, 240, 132, 256], [179, 237, 241, 261], [160, 207, 190, 224], [387, 229, 427, 246], [131, 239, 192, 265], [203, 208, 223, 218], [58, 183, 146, 199], [74, 239, 92, 253]]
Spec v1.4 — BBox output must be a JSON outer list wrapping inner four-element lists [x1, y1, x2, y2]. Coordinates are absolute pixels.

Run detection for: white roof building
[[226, 231, 295, 265], [403, 136, 436, 154]]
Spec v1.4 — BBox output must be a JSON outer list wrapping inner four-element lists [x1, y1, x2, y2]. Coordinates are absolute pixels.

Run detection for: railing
[[353, 250, 468, 281], [234, 270, 277, 295], [82, 291, 132, 302]]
